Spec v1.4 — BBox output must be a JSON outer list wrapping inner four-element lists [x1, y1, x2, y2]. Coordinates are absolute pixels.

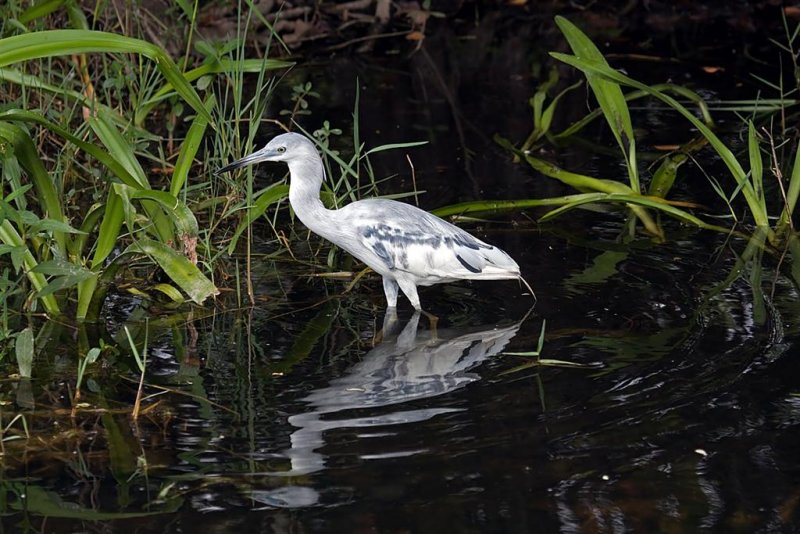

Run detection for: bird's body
[[217, 132, 531, 310]]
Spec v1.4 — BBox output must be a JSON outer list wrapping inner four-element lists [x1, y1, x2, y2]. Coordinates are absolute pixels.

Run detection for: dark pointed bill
[[215, 147, 275, 175]]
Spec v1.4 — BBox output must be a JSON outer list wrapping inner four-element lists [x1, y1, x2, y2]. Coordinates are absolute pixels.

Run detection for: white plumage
[[217, 132, 533, 310]]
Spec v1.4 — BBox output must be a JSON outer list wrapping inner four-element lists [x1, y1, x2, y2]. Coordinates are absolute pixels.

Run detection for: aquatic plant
[[489, 16, 800, 247], [0, 27, 223, 319]]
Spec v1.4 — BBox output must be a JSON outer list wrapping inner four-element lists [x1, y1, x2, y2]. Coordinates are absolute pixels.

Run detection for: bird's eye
[[277, 146, 286, 153]]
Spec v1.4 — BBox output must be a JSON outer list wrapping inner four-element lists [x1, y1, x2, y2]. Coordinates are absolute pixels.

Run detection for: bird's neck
[[287, 158, 335, 238]]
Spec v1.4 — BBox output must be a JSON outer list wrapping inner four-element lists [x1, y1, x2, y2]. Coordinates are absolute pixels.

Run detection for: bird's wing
[[350, 200, 519, 280]]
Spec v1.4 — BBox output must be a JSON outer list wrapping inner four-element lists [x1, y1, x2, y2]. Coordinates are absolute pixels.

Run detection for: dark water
[[4, 223, 800, 532], [4, 19, 800, 533]]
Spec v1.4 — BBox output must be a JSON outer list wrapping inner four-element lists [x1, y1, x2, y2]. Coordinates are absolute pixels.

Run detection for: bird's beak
[[215, 147, 277, 175]]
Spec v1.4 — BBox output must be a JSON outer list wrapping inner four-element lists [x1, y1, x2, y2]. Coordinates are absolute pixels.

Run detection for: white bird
[[217, 132, 533, 310]]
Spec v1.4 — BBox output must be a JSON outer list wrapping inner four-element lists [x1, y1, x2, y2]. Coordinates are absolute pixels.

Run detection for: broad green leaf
[[524, 153, 633, 194], [151, 283, 186, 303], [122, 187, 200, 238], [124, 240, 217, 304], [32, 259, 92, 276], [85, 347, 101, 364], [92, 192, 124, 267], [89, 114, 149, 188], [37, 272, 95, 297], [33, 260, 94, 298], [648, 153, 688, 198], [15, 327, 34, 378], [29, 218, 87, 235]]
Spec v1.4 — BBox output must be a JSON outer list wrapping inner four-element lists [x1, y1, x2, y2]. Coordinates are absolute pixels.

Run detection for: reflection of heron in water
[[270, 309, 529, 478]]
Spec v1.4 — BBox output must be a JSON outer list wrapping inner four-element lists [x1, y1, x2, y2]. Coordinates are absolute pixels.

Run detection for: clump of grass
[[442, 16, 800, 248]]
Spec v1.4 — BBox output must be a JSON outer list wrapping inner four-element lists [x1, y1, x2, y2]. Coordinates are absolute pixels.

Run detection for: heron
[[217, 132, 533, 310]]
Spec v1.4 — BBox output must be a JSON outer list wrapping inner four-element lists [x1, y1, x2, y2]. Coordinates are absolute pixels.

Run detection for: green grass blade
[[553, 83, 713, 140], [91, 191, 124, 267], [18, 0, 67, 24], [364, 141, 428, 156], [748, 121, 764, 205], [88, 114, 149, 188], [0, 122, 66, 256], [523, 153, 633, 194], [0, 68, 120, 120], [0, 110, 141, 187], [555, 16, 639, 191], [430, 193, 603, 218], [778, 142, 800, 232], [550, 51, 770, 227], [0, 29, 213, 125], [0, 221, 60, 315], [227, 183, 289, 254], [90, 115, 174, 243], [170, 96, 215, 197], [135, 57, 291, 125], [539, 192, 728, 232]]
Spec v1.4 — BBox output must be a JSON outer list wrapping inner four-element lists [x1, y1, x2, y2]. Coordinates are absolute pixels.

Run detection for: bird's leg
[[382, 277, 399, 308], [373, 307, 400, 345], [397, 311, 421, 348], [396, 278, 422, 311], [421, 309, 439, 340]]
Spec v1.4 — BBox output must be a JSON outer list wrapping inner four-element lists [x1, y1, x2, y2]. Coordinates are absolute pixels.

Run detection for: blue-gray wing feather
[[348, 199, 518, 279]]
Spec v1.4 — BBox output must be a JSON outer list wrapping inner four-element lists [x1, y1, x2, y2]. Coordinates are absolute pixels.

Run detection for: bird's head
[[216, 132, 317, 174]]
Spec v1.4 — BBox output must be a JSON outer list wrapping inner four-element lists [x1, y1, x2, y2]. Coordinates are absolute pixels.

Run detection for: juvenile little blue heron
[[217, 132, 533, 310]]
